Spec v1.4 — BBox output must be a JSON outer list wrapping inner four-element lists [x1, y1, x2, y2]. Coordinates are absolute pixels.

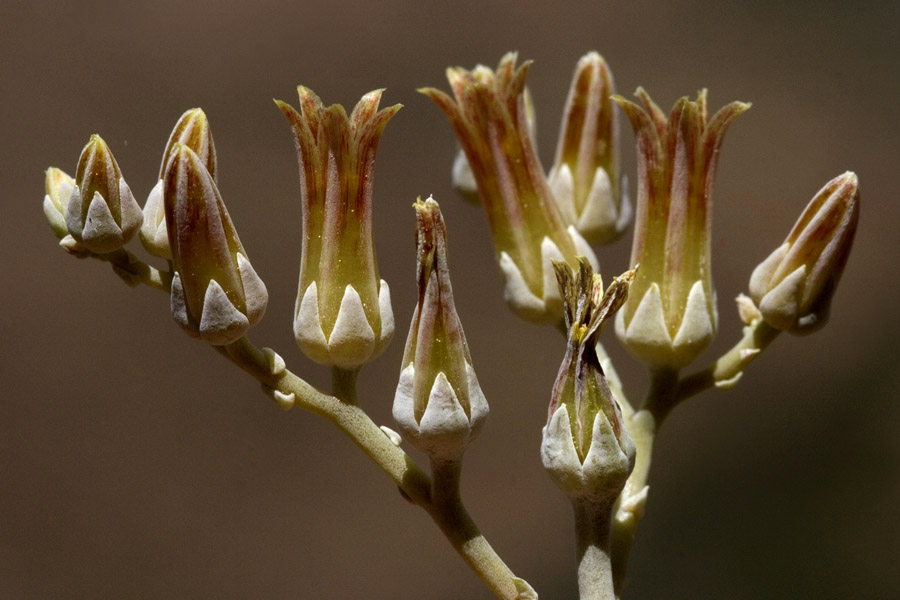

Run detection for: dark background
[[3, 1, 898, 598]]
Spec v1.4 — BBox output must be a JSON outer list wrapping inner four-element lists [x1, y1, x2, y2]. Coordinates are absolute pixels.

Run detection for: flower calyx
[[542, 258, 637, 502], [277, 87, 398, 369], [614, 89, 749, 368]]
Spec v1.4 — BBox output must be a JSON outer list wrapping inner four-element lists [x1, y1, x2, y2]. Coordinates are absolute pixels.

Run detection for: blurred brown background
[[2, 0, 898, 598]]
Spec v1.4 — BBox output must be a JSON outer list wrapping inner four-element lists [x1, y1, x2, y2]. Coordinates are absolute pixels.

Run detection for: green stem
[[223, 337, 432, 506], [224, 338, 529, 599], [429, 458, 521, 600], [674, 319, 780, 404], [609, 368, 675, 594], [99, 248, 173, 291], [573, 499, 616, 600]]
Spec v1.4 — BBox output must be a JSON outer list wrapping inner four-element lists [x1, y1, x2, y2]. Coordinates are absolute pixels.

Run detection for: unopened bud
[[43, 167, 75, 239], [142, 108, 217, 259], [66, 135, 143, 253], [548, 52, 631, 244], [393, 198, 488, 460], [164, 145, 267, 345], [749, 172, 859, 334]]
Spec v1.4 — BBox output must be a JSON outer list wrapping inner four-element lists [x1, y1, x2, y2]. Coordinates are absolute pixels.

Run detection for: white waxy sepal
[[294, 280, 393, 369], [451, 148, 480, 203], [237, 252, 268, 326], [171, 272, 259, 346], [499, 230, 599, 325], [198, 279, 249, 345], [541, 404, 636, 502], [549, 165, 632, 245], [615, 280, 715, 369], [393, 363, 488, 459], [140, 179, 171, 259]]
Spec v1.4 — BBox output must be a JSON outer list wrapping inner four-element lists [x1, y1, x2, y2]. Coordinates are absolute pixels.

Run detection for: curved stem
[[430, 458, 521, 600], [76, 252, 531, 599], [610, 367, 676, 594], [223, 337, 433, 506], [99, 248, 173, 291], [674, 319, 780, 404], [573, 499, 616, 600], [223, 338, 529, 599]]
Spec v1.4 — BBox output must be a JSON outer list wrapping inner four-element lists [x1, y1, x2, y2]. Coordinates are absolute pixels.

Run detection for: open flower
[[614, 89, 749, 369], [548, 52, 631, 245], [141, 108, 217, 259], [749, 172, 859, 334], [277, 88, 397, 369], [393, 197, 488, 460], [66, 135, 143, 254], [542, 258, 636, 502], [164, 144, 268, 345], [422, 53, 597, 326]]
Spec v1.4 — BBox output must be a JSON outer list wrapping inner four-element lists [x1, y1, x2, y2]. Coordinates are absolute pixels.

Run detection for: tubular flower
[[748, 172, 859, 334], [614, 89, 749, 369], [277, 88, 397, 369], [393, 197, 488, 460], [542, 258, 636, 502], [548, 52, 631, 245], [66, 135, 143, 254], [43, 167, 76, 239], [141, 108, 217, 259], [422, 53, 598, 326], [164, 145, 268, 345]]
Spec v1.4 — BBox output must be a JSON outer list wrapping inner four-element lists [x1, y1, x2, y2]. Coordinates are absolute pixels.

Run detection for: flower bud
[[548, 52, 631, 244], [142, 108, 217, 259], [748, 172, 859, 334], [66, 135, 143, 253], [422, 53, 598, 326], [277, 88, 397, 369], [392, 197, 488, 460], [614, 89, 749, 368], [43, 167, 76, 239], [164, 145, 268, 345], [542, 258, 636, 502]]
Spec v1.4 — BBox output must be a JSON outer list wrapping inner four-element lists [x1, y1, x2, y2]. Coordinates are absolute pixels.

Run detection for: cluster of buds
[[393, 198, 488, 461], [614, 89, 749, 369], [141, 108, 217, 260], [542, 258, 636, 502], [422, 53, 598, 326], [164, 142, 268, 345], [748, 172, 859, 333], [61, 135, 144, 254], [548, 52, 630, 245], [277, 88, 397, 370]]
